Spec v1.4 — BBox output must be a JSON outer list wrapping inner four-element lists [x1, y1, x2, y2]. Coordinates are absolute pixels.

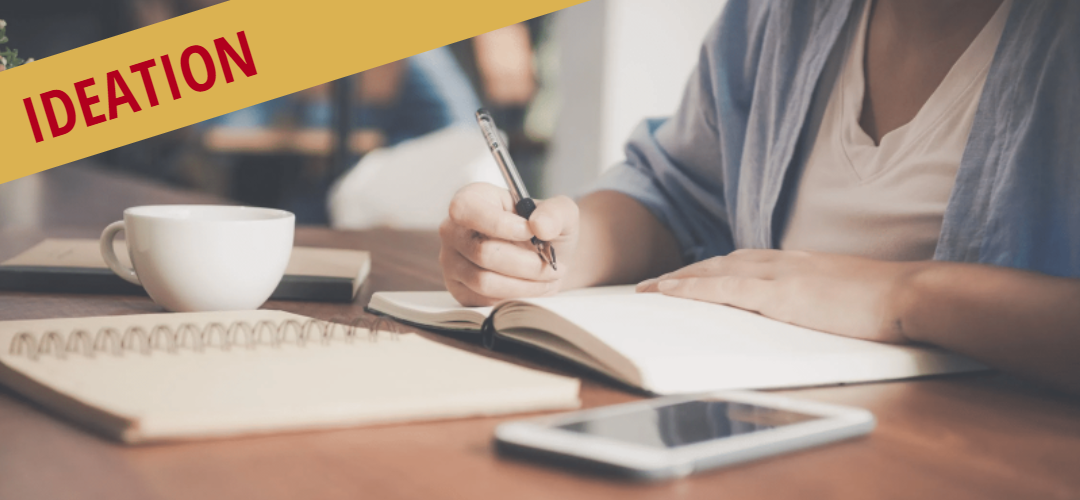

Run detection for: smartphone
[[494, 391, 875, 481]]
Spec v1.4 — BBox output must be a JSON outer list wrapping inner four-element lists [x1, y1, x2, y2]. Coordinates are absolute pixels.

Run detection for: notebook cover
[[0, 240, 367, 303], [0, 311, 581, 443], [0, 265, 358, 302]]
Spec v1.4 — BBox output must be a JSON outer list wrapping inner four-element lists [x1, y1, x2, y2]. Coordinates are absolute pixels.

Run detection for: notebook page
[[368, 285, 636, 331], [509, 293, 987, 394], [0, 311, 579, 443], [367, 291, 493, 330]]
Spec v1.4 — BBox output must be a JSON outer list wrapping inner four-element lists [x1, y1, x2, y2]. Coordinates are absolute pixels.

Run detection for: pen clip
[[476, 109, 530, 202], [476, 111, 501, 149]]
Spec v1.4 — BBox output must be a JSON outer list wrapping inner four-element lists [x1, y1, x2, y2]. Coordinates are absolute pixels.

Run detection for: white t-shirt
[[780, 0, 1010, 261]]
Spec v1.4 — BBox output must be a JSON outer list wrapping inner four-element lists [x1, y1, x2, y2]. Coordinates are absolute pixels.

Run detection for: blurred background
[[0, 0, 725, 228]]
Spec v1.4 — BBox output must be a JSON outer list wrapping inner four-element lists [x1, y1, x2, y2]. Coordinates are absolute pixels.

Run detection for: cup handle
[[100, 221, 141, 285]]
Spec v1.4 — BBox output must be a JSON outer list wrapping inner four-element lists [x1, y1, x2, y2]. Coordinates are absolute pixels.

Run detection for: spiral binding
[[9, 316, 402, 361]]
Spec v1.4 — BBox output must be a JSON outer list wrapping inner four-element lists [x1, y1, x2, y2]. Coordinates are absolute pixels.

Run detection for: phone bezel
[[494, 390, 875, 479]]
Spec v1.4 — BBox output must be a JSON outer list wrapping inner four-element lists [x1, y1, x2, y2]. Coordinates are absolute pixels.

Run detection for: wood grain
[[0, 164, 1077, 500]]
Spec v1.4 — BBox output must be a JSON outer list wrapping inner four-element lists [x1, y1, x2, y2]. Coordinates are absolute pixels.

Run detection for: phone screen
[[558, 400, 823, 449]]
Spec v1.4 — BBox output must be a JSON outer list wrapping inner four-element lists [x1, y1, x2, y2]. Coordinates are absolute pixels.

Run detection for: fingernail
[[657, 279, 680, 292], [636, 279, 657, 292]]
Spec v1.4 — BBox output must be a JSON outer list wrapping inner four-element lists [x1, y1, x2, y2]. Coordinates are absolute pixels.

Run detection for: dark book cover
[[0, 265, 359, 302], [0, 240, 369, 303]]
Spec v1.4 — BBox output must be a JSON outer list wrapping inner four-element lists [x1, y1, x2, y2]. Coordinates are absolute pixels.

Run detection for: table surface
[[1, 164, 1078, 500]]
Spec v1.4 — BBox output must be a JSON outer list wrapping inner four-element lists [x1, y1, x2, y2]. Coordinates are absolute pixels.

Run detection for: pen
[[475, 108, 557, 271]]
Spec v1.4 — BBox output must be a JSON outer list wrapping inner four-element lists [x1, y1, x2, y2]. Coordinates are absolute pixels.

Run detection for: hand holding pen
[[435, 110, 581, 307], [475, 109, 557, 270]]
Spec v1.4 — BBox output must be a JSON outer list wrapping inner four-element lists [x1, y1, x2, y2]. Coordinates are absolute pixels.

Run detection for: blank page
[[367, 286, 637, 331], [367, 291, 492, 330], [502, 293, 988, 394]]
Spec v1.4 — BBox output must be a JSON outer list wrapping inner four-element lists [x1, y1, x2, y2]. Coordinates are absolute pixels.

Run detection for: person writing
[[439, 0, 1080, 395]]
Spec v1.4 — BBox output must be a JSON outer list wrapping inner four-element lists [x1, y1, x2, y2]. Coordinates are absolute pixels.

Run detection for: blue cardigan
[[594, 0, 1080, 277]]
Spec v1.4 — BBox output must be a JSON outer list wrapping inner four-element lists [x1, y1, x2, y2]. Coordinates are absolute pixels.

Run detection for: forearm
[[564, 191, 683, 289], [896, 262, 1080, 395]]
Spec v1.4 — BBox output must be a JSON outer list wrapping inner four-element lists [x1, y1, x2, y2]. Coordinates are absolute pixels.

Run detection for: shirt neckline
[[837, 0, 1011, 179]]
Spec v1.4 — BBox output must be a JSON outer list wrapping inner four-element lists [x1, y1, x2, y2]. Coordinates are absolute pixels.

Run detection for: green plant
[[0, 19, 34, 71]]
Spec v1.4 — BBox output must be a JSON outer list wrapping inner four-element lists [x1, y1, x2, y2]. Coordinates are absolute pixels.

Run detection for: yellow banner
[[0, 0, 585, 185]]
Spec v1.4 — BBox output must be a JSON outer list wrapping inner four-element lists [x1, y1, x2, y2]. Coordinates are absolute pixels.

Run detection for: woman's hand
[[637, 250, 922, 343], [439, 182, 580, 306]]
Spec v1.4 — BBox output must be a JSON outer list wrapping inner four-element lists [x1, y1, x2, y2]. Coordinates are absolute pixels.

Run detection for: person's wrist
[[885, 261, 936, 343]]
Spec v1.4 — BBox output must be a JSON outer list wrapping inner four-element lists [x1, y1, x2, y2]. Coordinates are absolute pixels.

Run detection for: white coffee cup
[[99, 205, 295, 312]]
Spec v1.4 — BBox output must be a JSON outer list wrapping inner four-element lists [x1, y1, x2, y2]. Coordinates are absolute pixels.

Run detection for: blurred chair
[[327, 125, 506, 230], [198, 46, 482, 224]]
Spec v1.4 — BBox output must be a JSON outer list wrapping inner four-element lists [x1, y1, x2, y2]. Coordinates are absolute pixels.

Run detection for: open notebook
[[368, 287, 988, 394], [0, 311, 579, 444]]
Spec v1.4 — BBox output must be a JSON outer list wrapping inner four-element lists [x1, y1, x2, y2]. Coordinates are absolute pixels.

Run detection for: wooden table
[[1, 163, 1078, 500]]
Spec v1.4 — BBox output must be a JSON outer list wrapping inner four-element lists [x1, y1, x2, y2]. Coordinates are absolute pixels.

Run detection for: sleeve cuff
[[590, 163, 706, 264]]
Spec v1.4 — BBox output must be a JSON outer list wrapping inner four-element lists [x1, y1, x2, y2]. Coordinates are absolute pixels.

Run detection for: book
[[0, 239, 370, 302], [0, 310, 580, 444], [367, 287, 988, 395]]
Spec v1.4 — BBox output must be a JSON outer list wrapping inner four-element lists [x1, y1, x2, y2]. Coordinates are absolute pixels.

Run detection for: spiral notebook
[[0, 311, 580, 444], [368, 287, 989, 394]]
